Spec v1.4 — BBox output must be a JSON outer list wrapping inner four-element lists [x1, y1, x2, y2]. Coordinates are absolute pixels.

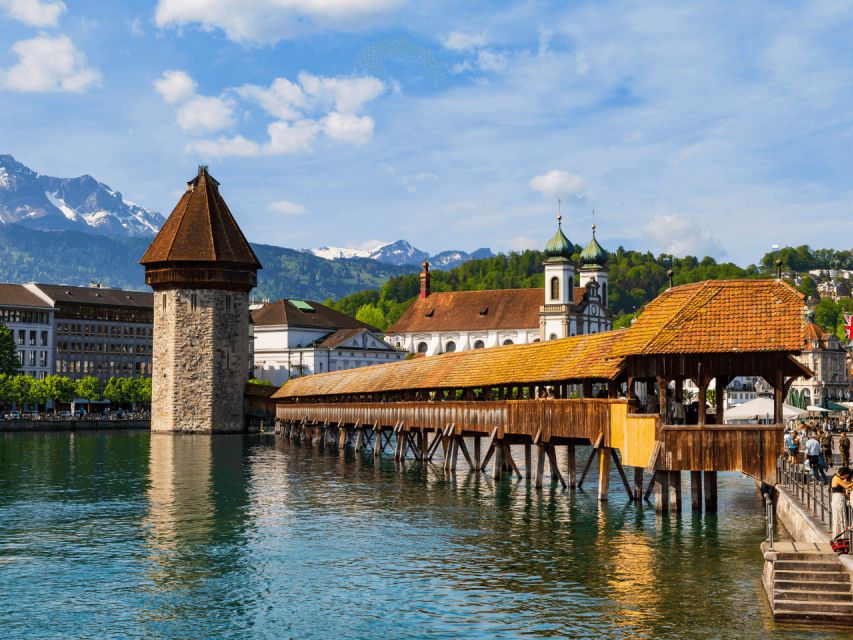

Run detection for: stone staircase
[[763, 541, 853, 622]]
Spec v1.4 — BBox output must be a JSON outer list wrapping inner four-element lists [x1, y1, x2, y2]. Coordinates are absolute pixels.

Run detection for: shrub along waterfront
[[0, 373, 152, 413]]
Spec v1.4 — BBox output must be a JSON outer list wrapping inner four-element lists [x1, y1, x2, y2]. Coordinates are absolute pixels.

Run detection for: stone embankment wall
[[0, 420, 149, 433]]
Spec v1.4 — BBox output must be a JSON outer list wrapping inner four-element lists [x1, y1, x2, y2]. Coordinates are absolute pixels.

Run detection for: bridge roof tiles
[[609, 279, 805, 356], [273, 329, 626, 398]]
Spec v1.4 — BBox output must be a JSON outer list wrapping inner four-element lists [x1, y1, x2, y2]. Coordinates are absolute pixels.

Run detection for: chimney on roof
[[420, 261, 431, 299]]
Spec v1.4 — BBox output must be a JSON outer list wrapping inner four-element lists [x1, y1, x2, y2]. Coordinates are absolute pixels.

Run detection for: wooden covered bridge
[[271, 279, 811, 513]]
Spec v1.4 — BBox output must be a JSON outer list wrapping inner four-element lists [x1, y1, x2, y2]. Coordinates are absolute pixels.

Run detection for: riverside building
[[788, 313, 850, 405], [251, 299, 405, 385], [0, 284, 54, 379], [384, 216, 611, 356], [29, 283, 153, 382]]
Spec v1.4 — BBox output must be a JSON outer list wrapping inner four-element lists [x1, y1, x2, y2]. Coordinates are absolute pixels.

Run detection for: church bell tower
[[140, 167, 262, 433], [539, 212, 576, 340]]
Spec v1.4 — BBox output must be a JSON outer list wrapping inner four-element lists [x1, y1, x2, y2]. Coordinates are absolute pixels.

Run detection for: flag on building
[[845, 314, 853, 341]]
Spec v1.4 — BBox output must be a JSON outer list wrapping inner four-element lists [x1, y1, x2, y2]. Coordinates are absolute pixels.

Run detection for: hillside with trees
[[328, 244, 853, 339]]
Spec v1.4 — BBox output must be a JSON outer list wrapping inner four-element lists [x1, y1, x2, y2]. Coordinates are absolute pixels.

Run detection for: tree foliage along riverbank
[[0, 373, 151, 411], [327, 245, 853, 337]]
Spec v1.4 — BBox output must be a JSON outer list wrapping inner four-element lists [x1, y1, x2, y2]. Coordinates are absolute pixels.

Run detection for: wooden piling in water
[[668, 470, 682, 512], [598, 446, 611, 501], [690, 471, 703, 512], [654, 471, 670, 514], [703, 471, 718, 513]]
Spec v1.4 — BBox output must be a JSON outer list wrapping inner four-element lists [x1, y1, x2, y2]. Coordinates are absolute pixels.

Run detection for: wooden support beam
[[473, 436, 481, 470], [524, 442, 532, 480], [714, 377, 726, 424], [338, 422, 347, 448], [373, 423, 383, 457], [534, 444, 546, 489], [577, 433, 603, 489], [457, 437, 475, 471], [690, 471, 703, 512], [598, 446, 611, 501], [703, 471, 718, 513], [480, 428, 498, 471], [426, 427, 444, 460], [610, 448, 634, 499], [566, 443, 576, 489], [668, 471, 682, 513], [654, 471, 670, 514], [493, 439, 505, 481], [501, 442, 522, 480], [546, 444, 567, 489], [644, 471, 657, 502], [633, 466, 643, 501]]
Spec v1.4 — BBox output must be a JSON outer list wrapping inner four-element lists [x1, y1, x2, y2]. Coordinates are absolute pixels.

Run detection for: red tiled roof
[[140, 167, 261, 268], [610, 279, 806, 356], [388, 288, 544, 333]]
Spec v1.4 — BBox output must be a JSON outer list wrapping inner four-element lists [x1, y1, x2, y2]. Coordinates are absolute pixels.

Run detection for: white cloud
[[528, 170, 585, 201], [644, 214, 725, 258], [476, 49, 508, 72], [237, 77, 307, 119], [186, 134, 261, 158], [269, 200, 306, 216], [154, 69, 196, 104], [0, 0, 66, 28], [321, 112, 374, 144], [154, 0, 404, 44], [176, 95, 235, 132], [575, 53, 590, 75], [297, 72, 384, 113], [443, 31, 487, 52], [0, 34, 100, 93], [266, 119, 320, 154]]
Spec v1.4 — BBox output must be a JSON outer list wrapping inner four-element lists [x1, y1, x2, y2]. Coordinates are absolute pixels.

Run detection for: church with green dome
[[385, 211, 611, 356]]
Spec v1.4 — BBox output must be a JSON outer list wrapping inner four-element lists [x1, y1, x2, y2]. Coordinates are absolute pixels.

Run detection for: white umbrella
[[725, 397, 808, 423], [807, 405, 830, 413]]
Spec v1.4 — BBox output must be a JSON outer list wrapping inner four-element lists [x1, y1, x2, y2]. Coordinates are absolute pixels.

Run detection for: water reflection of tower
[[146, 433, 214, 556]]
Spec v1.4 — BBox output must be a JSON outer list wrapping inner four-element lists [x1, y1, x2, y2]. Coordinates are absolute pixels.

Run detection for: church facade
[[384, 217, 612, 356]]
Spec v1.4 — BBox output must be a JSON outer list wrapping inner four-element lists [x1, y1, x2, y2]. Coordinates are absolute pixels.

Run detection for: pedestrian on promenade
[[805, 434, 828, 484], [840, 432, 851, 468], [822, 429, 834, 468], [645, 390, 657, 415], [830, 467, 853, 539], [785, 430, 799, 464]]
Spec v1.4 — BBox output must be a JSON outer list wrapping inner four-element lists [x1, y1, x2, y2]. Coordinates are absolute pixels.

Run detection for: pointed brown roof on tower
[[140, 166, 261, 268]]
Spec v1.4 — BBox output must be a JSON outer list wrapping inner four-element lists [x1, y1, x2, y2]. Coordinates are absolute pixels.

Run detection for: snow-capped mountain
[[0, 155, 164, 238], [306, 240, 493, 270]]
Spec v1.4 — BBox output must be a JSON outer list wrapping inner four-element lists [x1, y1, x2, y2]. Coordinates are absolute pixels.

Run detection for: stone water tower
[[140, 166, 262, 432]]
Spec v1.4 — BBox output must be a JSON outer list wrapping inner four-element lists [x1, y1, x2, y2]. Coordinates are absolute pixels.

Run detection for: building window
[[39, 351, 47, 367], [17, 330, 24, 345], [40, 330, 48, 346], [445, 341, 456, 353], [473, 340, 485, 349], [190, 294, 198, 311], [602, 282, 607, 304], [503, 339, 514, 346], [29, 330, 36, 346], [417, 342, 428, 353], [550, 276, 560, 301], [549, 333, 557, 341]]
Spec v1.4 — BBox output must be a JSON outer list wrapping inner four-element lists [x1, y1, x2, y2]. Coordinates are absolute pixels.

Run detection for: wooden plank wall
[[612, 412, 658, 468], [659, 424, 783, 483]]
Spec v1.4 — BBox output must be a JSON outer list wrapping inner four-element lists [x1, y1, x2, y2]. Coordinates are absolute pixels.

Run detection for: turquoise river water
[[0, 430, 849, 639]]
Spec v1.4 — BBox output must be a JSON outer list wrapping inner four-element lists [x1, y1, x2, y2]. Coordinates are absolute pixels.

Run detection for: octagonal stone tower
[[140, 167, 262, 433]]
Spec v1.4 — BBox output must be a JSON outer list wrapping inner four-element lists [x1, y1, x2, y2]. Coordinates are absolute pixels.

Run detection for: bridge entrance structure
[[272, 280, 811, 513]]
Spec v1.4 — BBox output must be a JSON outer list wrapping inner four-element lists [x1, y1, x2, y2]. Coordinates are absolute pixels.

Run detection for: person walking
[[822, 429, 834, 469], [805, 433, 829, 484], [840, 432, 851, 469], [785, 430, 799, 464], [671, 395, 686, 425], [830, 467, 853, 539]]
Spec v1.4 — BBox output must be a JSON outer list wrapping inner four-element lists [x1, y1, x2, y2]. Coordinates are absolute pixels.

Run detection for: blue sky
[[1, 0, 852, 265]]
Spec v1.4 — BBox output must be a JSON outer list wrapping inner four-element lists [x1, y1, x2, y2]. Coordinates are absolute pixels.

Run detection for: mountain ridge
[[306, 240, 493, 270]]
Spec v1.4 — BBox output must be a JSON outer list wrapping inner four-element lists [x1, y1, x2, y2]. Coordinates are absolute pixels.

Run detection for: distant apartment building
[[0, 282, 154, 381], [251, 299, 405, 385], [0, 284, 54, 378], [789, 315, 850, 405], [29, 284, 153, 381]]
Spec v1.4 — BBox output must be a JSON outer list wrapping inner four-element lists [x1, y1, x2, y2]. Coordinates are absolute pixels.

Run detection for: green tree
[[42, 375, 76, 413], [28, 377, 49, 411], [103, 377, 128, 406], [134, 377, 152, 405], [354, 303, 388, 330], [248, 378, 273, 386], [0, 323, 19, 376], [75, 376, 101, 413], [6, 375, 32, 409]]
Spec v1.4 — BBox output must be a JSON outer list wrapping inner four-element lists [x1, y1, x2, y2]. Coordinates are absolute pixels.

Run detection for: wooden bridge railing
[[276, 398, 621, 443]]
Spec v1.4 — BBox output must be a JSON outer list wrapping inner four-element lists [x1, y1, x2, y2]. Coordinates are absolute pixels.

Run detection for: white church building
[[384, 216, 612, 356], [252, 299, 405, 385]]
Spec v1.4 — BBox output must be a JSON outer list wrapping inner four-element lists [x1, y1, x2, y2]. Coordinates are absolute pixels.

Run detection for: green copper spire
[[580, 223, 608, 267], [544, 213, 573, 260]]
